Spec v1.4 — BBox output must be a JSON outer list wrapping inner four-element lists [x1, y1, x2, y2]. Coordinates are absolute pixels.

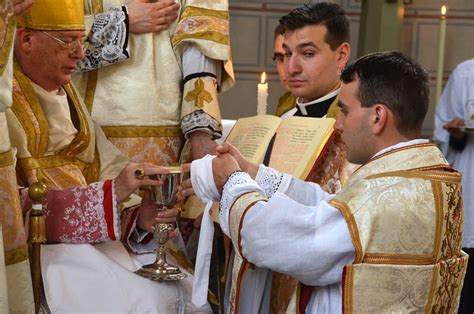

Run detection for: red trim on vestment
[[103, 180, 116, 240], [299, 283, 313, 314]]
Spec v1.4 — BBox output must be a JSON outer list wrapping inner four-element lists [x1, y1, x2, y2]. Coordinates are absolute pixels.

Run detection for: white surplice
[[434, 59, 474, 248]]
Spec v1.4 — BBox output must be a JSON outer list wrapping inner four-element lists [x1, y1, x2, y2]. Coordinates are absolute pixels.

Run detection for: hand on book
[[216, 143, 259, 179]]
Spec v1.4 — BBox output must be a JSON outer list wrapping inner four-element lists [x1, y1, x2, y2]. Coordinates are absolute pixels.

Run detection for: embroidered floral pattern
[[441, 182, 464, 260], [107, 136, 182, 166], [43, 182, 114, 243]]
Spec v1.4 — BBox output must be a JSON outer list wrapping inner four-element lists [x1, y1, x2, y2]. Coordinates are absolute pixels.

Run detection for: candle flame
[[441, 5, 447, 16], [260, 72, 267, 84]]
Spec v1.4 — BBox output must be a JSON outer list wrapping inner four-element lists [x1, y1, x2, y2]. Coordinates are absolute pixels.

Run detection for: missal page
[[226, 115, 282, 164], [269, 116, 335, 179]]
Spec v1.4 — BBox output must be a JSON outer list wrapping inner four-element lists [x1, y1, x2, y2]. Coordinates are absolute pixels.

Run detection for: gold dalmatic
[[330, 143, 468, 313]]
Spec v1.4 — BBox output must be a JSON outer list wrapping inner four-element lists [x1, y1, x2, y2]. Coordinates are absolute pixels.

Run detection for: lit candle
[[257, 72, 268, 115], [435, 5, 447, 102]]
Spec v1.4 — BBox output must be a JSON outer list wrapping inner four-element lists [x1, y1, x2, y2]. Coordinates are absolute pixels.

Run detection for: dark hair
[[274, 23, 285, 41], [279, 2, 349, 50], [341, 51, 430, 137]]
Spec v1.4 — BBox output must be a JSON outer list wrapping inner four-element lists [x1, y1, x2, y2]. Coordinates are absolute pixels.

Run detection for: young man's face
[[335, 79, 373, 164], [283, 25, 348, 102]]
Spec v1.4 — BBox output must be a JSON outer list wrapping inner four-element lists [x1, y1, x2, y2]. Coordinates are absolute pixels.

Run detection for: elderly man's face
[[28, 29, 86, 91]]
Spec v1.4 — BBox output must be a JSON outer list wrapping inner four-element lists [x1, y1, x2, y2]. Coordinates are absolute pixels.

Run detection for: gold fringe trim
[[0, 15, 15, 76], [432, 181, 444, 261], [343, 265, 354, 314], [180, 6, 229, 20], [366, 169, 462, 184], [0, 149, 14, 167], [5, 244, 28, 266], [330, 199, 363, 263], [172, 32, 228, 47], [101, 125, 182, 138]]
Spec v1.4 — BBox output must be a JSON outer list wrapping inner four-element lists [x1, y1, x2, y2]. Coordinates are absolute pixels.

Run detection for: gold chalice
[[135, 166, 187, 281]]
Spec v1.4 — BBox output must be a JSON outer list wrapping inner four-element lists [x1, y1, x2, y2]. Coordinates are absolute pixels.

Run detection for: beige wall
[[220, 0, 474, 136]]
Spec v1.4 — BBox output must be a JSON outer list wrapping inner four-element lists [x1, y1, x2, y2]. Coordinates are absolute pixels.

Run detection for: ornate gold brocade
[[330, 144, 466, 313], [107, 136, 183, 166], [0, 163, 28, 265], [172, 6, 229, 47], [11, 63, 102, 188]]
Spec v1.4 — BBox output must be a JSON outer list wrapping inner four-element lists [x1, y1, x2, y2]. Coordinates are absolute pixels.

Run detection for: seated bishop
[[6, 0, 210, 312]]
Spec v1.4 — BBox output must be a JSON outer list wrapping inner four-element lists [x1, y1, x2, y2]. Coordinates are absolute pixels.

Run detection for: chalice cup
[[135, 167, 187, 281]]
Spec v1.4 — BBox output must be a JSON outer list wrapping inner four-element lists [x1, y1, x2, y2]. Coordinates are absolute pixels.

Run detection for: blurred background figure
[[434, 58, 474, 314]]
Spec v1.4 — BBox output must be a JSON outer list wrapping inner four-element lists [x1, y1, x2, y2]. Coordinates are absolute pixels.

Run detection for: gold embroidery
[[431, 255, 468, 313], [12, 59, 49, 156], [184, 78, 213, 109], [5, 245, 28, 266], [172, 9, 229, 47], [102, 125, 182, 138], [0, 149, 13, 167], [180, 6, 229, 20]]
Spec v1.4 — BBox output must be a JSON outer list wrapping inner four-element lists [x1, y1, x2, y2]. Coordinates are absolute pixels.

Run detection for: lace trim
[[79, 6, 129, 71], [219, 171, 253, 236], [255, 165, 284, 198], [181, 110, 222, 139]]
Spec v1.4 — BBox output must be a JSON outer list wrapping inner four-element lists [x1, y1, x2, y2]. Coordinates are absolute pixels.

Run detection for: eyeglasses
[[41, 31, 89, 54]]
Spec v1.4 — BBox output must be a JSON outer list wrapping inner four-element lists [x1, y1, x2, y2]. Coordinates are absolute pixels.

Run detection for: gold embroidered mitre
[[16, 0, 84, 30]]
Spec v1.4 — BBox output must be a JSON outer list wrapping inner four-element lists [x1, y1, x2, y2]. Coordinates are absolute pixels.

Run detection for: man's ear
[[15, 28, 34, 53], [336, 42, 350, 72], [371, 104, 389, 135]]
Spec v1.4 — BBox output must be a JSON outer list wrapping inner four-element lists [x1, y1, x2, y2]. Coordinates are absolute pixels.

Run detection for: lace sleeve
[[78, 6, 130, 71], [255, 165, 293, 198]]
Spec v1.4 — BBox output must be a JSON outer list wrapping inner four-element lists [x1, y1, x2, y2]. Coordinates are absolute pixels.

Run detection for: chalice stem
[[156, 245, 168, 267]]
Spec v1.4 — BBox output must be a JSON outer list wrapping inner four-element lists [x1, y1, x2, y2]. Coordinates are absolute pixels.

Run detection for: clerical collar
[[294, 88, 340, 118]]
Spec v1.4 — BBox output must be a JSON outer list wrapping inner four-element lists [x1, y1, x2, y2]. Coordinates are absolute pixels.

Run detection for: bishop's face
[[27, 29, 86, 91], [334, 79, 374, 165]]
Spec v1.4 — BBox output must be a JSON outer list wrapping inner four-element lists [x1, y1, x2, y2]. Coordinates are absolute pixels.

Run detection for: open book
[[182, 115, 335, 222]]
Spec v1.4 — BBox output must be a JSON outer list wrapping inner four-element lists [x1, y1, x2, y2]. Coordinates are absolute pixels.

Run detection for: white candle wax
[[435, 5, 447, 102], [257, 72, 268, 115]]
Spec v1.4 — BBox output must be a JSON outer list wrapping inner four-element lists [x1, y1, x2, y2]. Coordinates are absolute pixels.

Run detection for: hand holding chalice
[[135, 166, 187, 281]]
